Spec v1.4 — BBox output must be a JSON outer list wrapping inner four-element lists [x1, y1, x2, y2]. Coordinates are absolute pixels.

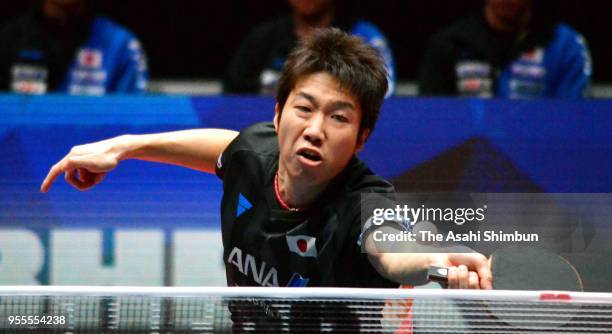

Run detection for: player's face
[[486, 0, 531, 22], [289, 0, 334, 17], [274, 72, 366, 185]]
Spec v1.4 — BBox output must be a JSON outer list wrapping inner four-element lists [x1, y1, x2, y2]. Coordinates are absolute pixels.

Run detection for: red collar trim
[[274, 173, 304, 212]]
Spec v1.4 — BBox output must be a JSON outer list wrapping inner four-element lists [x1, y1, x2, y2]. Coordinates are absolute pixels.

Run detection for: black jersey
[[215, 122, 398, 289]]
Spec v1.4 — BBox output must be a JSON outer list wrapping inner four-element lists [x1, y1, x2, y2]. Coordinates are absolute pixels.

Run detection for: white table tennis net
[[0, 286, 611, 333]]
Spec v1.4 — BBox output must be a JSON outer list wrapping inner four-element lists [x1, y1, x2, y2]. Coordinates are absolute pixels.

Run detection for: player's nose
[[303, 113, 325, 146]]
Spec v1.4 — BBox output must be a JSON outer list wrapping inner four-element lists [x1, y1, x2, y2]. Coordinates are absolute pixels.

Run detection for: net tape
[[0, 286, 610, 333]]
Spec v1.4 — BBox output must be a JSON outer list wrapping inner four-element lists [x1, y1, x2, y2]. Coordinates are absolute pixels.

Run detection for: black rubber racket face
[[491, 246, 583, 292], [489, 246, 584, 329], [428, 246, 585, 330]]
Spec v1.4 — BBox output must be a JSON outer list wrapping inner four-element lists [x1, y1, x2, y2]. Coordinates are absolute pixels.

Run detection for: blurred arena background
[[1, 0, 611, 96]]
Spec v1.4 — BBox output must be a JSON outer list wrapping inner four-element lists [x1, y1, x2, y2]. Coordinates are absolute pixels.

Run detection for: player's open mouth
[[296, 148, 323, 165]]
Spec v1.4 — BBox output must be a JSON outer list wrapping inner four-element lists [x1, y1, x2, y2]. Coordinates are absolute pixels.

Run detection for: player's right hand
[[428, 252, 493, 290], [40, 137, 125, 193]]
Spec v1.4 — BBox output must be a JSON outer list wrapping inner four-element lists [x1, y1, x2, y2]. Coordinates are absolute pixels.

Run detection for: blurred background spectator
[[418, 0, 591, 98], [1, 0, 609, 97], [0, 0, 147, 95], [222, 0, 395, 96]]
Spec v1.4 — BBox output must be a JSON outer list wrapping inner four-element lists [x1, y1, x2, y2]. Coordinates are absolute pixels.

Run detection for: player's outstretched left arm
[[41, 129, 238, 192]]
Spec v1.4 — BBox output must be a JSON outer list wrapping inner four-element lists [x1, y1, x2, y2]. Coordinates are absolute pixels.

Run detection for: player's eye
[[331, 114, 348, 123], [296, 106, 311, 113]]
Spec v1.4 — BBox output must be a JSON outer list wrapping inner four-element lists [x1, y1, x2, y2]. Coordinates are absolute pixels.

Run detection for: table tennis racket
[[429, 246, 583, 291], [428, 246, 584, 329]]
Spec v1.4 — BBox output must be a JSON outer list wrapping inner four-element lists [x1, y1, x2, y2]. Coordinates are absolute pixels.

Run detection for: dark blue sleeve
[[551, 26, 592, 98], [112, 37, 148, 94], [76, 17, 149, 95], [351, 21, 396, 97]]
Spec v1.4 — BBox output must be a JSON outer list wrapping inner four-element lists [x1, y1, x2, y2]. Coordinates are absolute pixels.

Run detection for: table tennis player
[[40, 28, 492, 291]]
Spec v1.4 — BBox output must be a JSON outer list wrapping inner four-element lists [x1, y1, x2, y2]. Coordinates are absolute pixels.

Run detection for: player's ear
[[273, 103, 280, 133], [355, 129, 370, 153]]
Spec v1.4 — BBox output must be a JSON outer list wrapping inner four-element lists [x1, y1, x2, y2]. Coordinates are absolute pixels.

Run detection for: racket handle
[[428, 266, 449, 287]]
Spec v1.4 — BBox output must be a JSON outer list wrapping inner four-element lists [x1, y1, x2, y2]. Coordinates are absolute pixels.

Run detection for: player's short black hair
[[276, 28, 388, 138]]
